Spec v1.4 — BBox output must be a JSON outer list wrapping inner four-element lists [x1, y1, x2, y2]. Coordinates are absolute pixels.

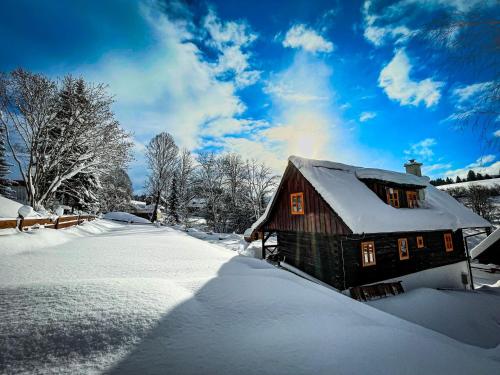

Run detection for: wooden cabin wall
[[340, 229, 466, 288], [277, 231, 345, 289], [264, 163, 351, 236]]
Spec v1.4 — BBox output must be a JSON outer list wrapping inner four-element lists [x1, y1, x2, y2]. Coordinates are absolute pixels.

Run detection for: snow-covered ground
[[437, 178, 500, 191], [1, 220, 500, 374], [102, 211, 151, 224], [0, 195, 40, 218]]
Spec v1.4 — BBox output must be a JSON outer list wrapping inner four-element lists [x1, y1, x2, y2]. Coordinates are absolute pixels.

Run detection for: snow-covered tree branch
[[0, 69, 133, 209]]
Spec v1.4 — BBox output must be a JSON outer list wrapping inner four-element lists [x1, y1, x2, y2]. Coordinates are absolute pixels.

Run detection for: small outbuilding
[[246, 156, 491, 292], [471, 227, 500, 266]]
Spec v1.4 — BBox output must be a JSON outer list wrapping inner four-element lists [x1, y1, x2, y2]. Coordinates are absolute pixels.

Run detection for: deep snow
[[0, 196, 40, 218], [1, 220, 500, 374]]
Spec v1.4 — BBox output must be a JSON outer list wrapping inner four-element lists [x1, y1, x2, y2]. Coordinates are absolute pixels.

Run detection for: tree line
[[430, 169, 499, 186], [143, 132, 278, 233], [0, 69, 278, 233]]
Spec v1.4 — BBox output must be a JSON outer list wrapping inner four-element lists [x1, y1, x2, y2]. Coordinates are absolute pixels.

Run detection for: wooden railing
[[0, 215, 97, 231]]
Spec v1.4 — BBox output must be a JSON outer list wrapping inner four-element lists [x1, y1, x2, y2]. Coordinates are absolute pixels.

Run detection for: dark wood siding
[[340, 229, 466, 288], [278, 231, 345, 289], [263, 163, 351, 236], [277, 229, 466, 290]]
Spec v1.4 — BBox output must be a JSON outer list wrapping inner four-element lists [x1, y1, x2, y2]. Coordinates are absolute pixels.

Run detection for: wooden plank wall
[[340, 229, 466, 288], [264, 163, 351, 236], [278, 231, 345, 290], [0, 215, 97, 231]]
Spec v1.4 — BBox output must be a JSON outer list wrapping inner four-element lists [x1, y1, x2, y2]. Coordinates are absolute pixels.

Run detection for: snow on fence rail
[[0, 215, 97, 231]]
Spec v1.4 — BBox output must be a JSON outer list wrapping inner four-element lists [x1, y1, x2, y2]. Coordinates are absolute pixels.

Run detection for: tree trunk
[[152, 191, 161, 222]]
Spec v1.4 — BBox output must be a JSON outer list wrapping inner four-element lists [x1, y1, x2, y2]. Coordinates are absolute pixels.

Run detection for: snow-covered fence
[[0, 215, 96, 231]]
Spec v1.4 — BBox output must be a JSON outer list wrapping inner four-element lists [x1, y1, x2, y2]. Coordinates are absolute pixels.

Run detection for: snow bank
[[103, 212, 151, 224], [1, 224, 500, 374], [0, 196, 39, 218], [368, 287, 500, 349], [0, 219, 121, 255]]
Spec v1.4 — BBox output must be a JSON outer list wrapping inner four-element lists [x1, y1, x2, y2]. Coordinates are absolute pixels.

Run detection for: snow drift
[[1, 223, 500, 374]]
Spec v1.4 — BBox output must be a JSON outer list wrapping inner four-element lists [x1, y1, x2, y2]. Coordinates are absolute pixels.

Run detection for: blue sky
[[1, 0, 498, 192]]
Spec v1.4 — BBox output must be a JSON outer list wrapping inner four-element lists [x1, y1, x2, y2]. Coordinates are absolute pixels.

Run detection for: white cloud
[[203, 9, 260, 88], [467, 154, 496, 168], [443, 155, 500, 179], [81, 4, 259, 150], [422, 163, 453, 174], [264, 53, 332, 104], [404, 138, 437, 161], [379, 49, 444, 108], [359, 111, 377, 122], [453, 81, 493, 103], [494, 130, 500, 137], [282, 24, 334, 53], [203, 9, 257, 49]]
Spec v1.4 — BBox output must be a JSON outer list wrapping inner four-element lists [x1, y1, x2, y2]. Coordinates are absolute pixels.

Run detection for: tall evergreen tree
[[0, 125, 13, 197], [467, 170, 477, 181], [168, 177, 179, 224]]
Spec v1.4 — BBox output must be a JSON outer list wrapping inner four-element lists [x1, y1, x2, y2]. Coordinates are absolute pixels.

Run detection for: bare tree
[[195, 152, 225, 232], [99, 168, 133, 212], [145, 132, 179, 222], [243, 158, 278, 220], [177, 148, 196, 223], [0, 70, 132, 209]]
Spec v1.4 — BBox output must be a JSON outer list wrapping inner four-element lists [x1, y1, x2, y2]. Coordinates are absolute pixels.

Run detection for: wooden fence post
[[55, 216, 60, 229]]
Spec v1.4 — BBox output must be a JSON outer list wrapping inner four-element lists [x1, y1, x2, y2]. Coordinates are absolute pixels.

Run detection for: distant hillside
[[437, 178, 500, 191]]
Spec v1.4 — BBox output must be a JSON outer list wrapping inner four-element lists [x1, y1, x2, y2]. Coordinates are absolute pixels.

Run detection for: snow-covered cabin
[[246, 156, 491, 292]]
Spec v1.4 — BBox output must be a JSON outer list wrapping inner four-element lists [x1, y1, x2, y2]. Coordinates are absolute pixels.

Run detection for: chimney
[[404, 159, 422, 177]]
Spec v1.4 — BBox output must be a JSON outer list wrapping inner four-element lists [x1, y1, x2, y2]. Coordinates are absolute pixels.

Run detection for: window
[[406, 191, 418, 208], [444, 233, 454, 252], [290, 192, 304, 215], [398, 238, 410, 260], [361, 241, 376, 267], [416, 236, 424, 248], [386, 188, 400, 208]]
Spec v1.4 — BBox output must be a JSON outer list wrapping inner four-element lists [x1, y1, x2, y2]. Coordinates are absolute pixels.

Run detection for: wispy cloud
[[404, 138, 437, 161], [359, 111, 376, 122], [443, 155, 499, 178], [282, 24, 334, 53], [379, 49, 444, 108]]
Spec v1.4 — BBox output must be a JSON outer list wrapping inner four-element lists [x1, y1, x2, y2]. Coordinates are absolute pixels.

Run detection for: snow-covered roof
[[250, 156, 491, 236], [471, 227, 500, 259], [355, 168, 428, 187]]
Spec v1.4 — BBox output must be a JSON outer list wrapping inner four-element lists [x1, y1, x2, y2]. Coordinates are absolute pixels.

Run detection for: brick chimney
[[404, 159, 422, 177]]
